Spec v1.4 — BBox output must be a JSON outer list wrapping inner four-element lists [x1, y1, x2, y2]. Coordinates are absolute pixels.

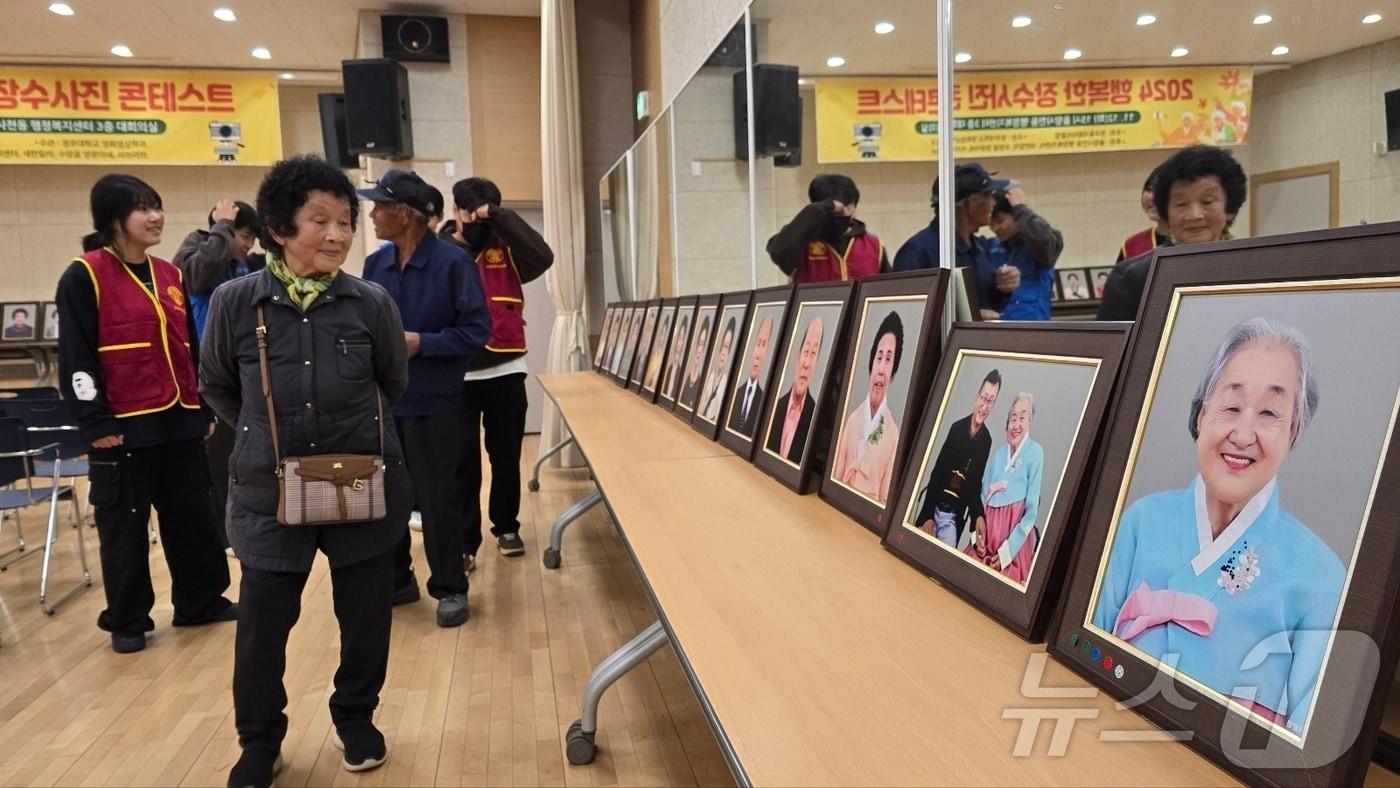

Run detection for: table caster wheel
[[543, 548, 561, 570], [566, 719, 596, 765], [527, 479, 540, 492]]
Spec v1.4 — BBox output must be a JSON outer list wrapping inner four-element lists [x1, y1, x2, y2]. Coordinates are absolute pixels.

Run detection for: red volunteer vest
[[1119, 227, 1159, 261], [793, 234, 883, 284], [475, 237, 527, 354], [78, 248, 200, 417]]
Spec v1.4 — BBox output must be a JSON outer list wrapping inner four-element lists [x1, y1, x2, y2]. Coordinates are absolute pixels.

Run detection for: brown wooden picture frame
[[718, 285, 795, 461], [627, 301, 663, 392], [657, 296, 699, 410], [690, 291, 754, 441], [592, 303, 619, 370], [604, 304, 639, 381], [1049, 223, 1400, 788], [672, 294, 721, 422], [616, 300, 656, 388], [820, 270, 950, 533], [752, 281, 855, 493], [637, 299, 679, 403], [881, 322, 1129, 641]]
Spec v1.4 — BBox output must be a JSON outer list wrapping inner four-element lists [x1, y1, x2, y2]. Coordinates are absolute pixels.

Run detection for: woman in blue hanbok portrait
[[1093, 317, 1343, 736]]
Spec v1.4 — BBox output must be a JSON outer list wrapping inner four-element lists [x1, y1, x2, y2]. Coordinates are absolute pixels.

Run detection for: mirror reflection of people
[[1099, 146, 1247, 321], [699, 317, 736, 422], [662, 312, 691, 399], [765, 317, 824, 463], [679, 315, 711, 410], [728, 314, 772, 437], [643, 311, 673, 391], [1062, 272, 1088, 300], [965, 393, 1043, 581], [1116, 167, 1170, 263], [832, 312, 903, 503], [6, 307, 33, 339], [766, 174, 888, 283], [44, 308, 59, 339], [987, 188, 1063, 320], [1093, 317, 1339, 734], [914, 370, 1001, 547]]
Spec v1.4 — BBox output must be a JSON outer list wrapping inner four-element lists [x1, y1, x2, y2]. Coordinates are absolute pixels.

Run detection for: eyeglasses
[[976, 392, 998, 406]]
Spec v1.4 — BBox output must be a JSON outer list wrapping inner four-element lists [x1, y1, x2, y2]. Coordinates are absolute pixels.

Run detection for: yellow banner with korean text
[[815, 67, 1252, 163], [0, 66, 281, 166]]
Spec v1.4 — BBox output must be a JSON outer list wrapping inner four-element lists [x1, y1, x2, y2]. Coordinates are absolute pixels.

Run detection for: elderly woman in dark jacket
[[200, 155, 410, 788]]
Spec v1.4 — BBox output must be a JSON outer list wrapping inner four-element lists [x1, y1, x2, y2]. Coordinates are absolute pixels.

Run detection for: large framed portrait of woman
[[592, 304, 619, 371], [638, 299, 678, 402], [620, 300, 659, 389], [626, 301, 662, 392], [672, 294, 721, 423], [718, 285, 794, 461], [820, 270, 950, 533], [658, 296, 698, 410], [691, 291, 754, 440], [753, 281, 855, 493], [882, 323, 1128, 639], [605, 304, 639, 381], [1051, 224, 1400, 787]]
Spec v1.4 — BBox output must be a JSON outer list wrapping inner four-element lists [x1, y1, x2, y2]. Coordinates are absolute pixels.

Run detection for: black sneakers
[[497, 533, 525, 557], [391, 575, 421, 606], [110, 632, 146, 653], [333, 725, 389, 772], [227, 749, 282, 788]]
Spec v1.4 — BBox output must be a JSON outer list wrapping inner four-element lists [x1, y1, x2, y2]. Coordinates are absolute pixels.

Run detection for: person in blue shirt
[[965, 392, 1044, 582], [359, 169, 490, 629], [893, 162, 1021, 317], [987, 190, 1064, 321], [1092, 317, 1340, 736]]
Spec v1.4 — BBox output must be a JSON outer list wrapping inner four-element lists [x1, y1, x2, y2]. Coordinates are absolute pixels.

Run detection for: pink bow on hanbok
[[1112, 581, 1218, 642]]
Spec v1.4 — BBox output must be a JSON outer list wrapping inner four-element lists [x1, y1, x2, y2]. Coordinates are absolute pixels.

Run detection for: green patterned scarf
[[266, 252, 337, 311]]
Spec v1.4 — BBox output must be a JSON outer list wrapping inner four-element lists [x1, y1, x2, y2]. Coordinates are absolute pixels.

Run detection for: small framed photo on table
[[2, 302, 38, 342], [672, 294, 721, 423], [40, 301, 59, 341], [658, 297, 698, 410], [638, 300, 678, 402], [718, 285, 794, 460], [592, 304, 619, 370], [626, 301, 662, 392], [605, 304, 638, 380], [1058, 268, 1092, 301], [691, 291, 754, 440], [1087, 266, 1113, 300]]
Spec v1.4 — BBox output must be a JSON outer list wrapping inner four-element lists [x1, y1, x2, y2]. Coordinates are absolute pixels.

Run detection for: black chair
[[0, 417, 92, 614], [0, 399, 91, 528]]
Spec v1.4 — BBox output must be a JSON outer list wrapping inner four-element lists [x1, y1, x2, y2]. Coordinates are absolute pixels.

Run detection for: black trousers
[[393, 411, 467, 598], [205, 417, 235, 549], [459, 373, 527, 557], [233, 549, 393, 753], [89, 438, 232, 636]]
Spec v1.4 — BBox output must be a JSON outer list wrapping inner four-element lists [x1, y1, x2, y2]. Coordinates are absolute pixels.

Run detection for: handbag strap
[[254, 302, 385, 468]]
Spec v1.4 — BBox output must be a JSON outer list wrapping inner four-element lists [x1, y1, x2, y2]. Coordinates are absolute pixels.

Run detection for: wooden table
[[538, 372, 1308, 786]]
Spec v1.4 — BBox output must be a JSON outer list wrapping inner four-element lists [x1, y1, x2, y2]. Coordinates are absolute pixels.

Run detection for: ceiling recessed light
[[1011, 15, 1032, 28], [110, 44, 133, 57], [213, 6, 236, 22], [1136, 13, 1157, 25], [1362, 13, 1382, 24], [279, 72, 294, 80], [48, 2, 74, 15], [826, 55, 845, 68], [1271, 44, 1290, 55], [873, 21, 895, 35], [1063, 47, 1082, 60], [1171, 46, 1189, 57], [1253, 13, 1272, 24], [251, 46, 271, 60], [955, 51, 972, 63]]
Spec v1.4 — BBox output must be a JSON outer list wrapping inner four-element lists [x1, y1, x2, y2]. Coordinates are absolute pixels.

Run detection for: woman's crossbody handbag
[[256, 304, 387, 526]]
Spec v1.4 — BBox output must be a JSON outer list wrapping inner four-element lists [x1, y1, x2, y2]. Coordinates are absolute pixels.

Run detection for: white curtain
[[538, 0, 587, 467]]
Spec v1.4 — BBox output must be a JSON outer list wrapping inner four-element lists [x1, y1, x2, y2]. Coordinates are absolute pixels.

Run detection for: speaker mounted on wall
[[382, 15, 450, 63], [1386, 88, 1400, 152], [342, 58, 414, 160], [316, 93, 359, 169], [732, 64, 801, 161]]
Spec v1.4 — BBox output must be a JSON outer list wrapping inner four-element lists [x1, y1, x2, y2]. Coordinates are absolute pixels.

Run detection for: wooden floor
[[0, 435, 735, 787]]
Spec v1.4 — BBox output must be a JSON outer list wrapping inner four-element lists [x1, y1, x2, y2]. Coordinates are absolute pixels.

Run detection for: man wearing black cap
[[359, 169, 491, 629], [893, 163, 1021, 316]]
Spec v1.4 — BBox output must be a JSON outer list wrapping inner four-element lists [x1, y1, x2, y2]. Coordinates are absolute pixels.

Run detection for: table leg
[[565, 620, 669, 765], [528, 435, 574, 492], [542, 489, 602, 570]]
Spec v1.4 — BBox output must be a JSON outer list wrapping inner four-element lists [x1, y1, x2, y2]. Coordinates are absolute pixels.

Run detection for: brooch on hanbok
[[866, 414, 885, 447], [1218, 543, 1261, 595]]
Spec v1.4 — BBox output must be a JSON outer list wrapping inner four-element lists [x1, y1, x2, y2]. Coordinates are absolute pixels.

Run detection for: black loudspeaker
[[1386, 88, 1400, 152], [342, 58, 414, 159], [705, 22, 753, 68], [382, 15, 450, 63], [774, 98, 802, 168], [316, 93, 358, 169], [732, 64, 801, 160]]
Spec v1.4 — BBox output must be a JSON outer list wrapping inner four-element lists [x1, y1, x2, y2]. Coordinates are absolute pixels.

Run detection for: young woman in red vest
[[442, 177, 554, 562], [56, 174, 236, 654], [766, 174, 889, 284], [1115, 166, 1172, 263]]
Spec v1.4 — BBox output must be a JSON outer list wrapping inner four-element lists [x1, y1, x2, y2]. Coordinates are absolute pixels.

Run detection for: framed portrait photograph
[[1058, 268, 1092, 302], [753, 281, 855, 493], [619, 300, 656, 388], [691, 291, 753, 440], [2, 302, 38, 342], [673, 295, 721, 422], [881, 323, 1129, 640], [718, 285, 794, 460], [658, 297, 698, 410], [820, 270, 950, 533], [605, 305, 637, 380], [1049, 275, 1061, 304], [627, 301, 662, 391], [40, 301, 59, 341], [1050, 224, 1400, 787], [593, 304, 619, 370], [639, 300, 678, 401], [1088, 266, 1113, 300]]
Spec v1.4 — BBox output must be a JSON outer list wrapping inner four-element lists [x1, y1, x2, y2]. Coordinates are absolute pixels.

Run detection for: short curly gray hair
[[1188, 316, 1319, 445]]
